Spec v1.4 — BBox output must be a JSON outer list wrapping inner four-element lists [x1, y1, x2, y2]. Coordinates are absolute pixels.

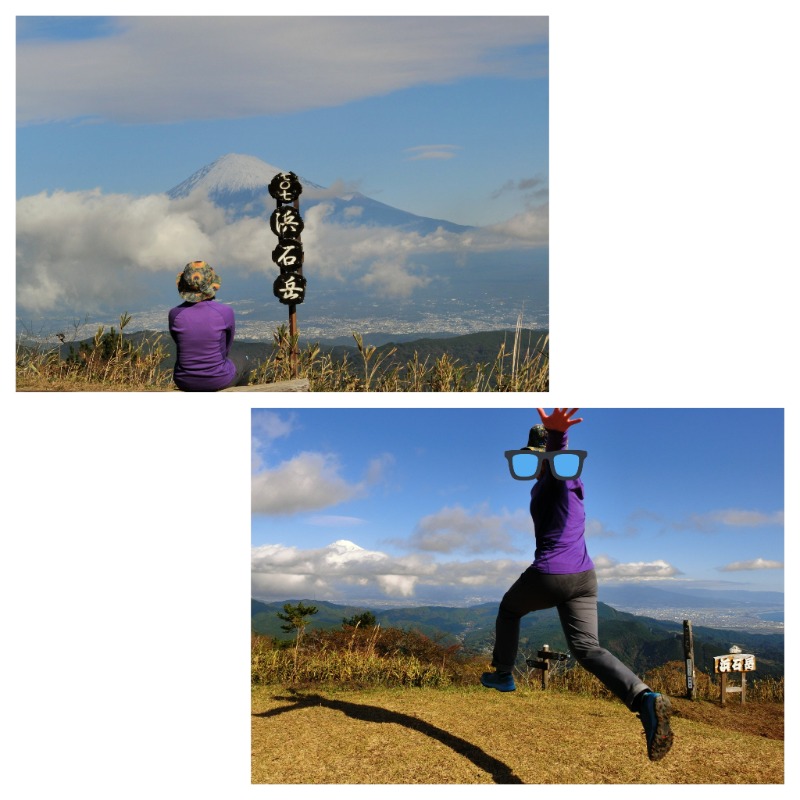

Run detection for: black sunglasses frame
[[503, 449, 588, 481]]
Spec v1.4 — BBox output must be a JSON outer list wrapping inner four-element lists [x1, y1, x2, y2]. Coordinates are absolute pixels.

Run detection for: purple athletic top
[[168, 300, 237, 391], [529, 429, 594, 574]]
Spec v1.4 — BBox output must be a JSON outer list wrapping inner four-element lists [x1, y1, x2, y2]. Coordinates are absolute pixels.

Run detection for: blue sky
[[252, 408, 785, 604], [16, 16, 547, 224]]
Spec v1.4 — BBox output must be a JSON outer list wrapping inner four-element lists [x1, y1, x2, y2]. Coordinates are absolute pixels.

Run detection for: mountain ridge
[[167, 152, 472, 234], [251, 598, 785, 678]]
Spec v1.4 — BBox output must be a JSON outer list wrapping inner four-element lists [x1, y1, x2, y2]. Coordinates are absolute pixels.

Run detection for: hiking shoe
[[480, 671, 516, 692], [638, 691, 674, 761]]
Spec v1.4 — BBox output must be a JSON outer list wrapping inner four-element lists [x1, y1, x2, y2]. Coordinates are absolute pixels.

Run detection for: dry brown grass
[[251, 685, 784, 784], [16, 314, 548, 392], [250, 317, 549, 392], [16, 313, 173, 392]]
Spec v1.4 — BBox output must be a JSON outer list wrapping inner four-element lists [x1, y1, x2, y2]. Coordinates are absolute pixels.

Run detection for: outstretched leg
[[557, 570, 673, 760]]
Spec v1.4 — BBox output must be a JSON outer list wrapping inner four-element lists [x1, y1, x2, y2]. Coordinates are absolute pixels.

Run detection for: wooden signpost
[[526, 644, 569, 689], [683, 620, 697, 700], [714, 646, 757, 705], [268, 171, 305, 376]]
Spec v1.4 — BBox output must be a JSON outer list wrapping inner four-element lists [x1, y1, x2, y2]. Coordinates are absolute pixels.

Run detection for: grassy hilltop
[[251, 618, 784, 784], [252, 685, 783, 784], [16, 313, 548, 392]]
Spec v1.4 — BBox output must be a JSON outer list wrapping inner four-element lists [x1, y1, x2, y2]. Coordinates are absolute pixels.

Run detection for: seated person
[[168, 261, 251, 391]]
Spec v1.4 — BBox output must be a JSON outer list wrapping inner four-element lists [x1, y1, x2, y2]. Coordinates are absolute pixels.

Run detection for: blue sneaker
[[480, 671, 516, 692], [638, 691, 674, 761]]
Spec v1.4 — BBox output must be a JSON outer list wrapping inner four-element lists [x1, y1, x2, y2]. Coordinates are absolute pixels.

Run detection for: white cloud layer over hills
[[16, 182, 547, 316]]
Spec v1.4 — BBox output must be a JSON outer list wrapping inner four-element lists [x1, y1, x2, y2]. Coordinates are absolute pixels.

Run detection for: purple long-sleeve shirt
[[529, 429, 594, 574], [168, 300, 237, 391]]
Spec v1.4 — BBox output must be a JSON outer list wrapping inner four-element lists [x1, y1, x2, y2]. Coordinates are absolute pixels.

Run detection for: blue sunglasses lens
[[511, 452, 540, 478], [551, 452, 581, 478]]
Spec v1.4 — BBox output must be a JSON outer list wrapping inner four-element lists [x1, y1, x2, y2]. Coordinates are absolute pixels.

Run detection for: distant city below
[[600, 605, 783, 634]]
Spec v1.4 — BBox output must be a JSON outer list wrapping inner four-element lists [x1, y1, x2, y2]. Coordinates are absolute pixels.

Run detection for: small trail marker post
[[683, 619, 697, 700], [526, 644, 569, 690], [269, 172, 306, 378], [714, 645, 756, 706]]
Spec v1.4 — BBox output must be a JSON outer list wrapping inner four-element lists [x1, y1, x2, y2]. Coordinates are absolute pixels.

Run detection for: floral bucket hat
[[176, 261, 221, 303], [523, 424, 548, 452]]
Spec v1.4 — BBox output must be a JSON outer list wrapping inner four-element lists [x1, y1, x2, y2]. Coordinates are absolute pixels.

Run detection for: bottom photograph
[[250, 408, 784, 785]]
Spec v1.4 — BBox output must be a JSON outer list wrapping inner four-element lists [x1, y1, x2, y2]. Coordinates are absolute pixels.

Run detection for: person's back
[[167, 260, 250, 392], [169, 299, 236, 391], [529, 428, 593, 573]]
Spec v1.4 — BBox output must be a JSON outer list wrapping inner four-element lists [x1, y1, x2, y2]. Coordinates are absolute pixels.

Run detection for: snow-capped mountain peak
[[166, 152, 472, 233], [331, 539, 362, 550], [167, 153, 318, 199]]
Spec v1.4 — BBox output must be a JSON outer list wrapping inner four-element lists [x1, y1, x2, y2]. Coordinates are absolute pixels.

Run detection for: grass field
[[251, 685, 784, 784], [16, 314, 548, 392]]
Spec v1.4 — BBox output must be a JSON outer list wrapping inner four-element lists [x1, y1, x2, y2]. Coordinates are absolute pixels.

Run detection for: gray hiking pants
[[491, 566, 649, 709]]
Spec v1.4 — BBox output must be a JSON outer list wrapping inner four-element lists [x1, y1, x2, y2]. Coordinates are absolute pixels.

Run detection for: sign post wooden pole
[[683, 620, 697, 700], [288, 196, 301, 377], [269, 172, 306, 380]]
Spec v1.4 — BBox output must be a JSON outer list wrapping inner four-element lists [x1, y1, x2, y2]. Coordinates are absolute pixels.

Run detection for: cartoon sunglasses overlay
[[504, 449, 588, 481]]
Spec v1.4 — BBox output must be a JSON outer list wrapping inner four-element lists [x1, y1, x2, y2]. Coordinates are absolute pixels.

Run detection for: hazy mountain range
[[251, 597, 785, 678], [167, 153, 473, 235]]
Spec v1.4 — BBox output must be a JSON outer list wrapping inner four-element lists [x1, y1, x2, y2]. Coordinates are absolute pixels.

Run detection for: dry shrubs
[[250, 319, 549, 392], [521, 659, 784, 704], [16, 313, 172, 391], [253, 633, 784, 707], [252, 626, 468, 689], [17, 312, 547, 392]]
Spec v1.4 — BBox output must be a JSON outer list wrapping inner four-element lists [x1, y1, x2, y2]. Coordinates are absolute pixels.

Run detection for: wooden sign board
[[714, 654, 756, 673]]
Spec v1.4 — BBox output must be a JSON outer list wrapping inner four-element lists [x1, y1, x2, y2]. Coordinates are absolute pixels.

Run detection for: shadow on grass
[[254, 689, 524, 784]]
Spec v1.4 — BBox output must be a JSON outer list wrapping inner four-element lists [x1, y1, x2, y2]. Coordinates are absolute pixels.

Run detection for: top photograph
[[16, 16, 548, 393]]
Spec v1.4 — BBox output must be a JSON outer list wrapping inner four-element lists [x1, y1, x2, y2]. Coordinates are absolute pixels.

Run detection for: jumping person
[[481, 408, 674, 762], [168, 261, 252, 391]]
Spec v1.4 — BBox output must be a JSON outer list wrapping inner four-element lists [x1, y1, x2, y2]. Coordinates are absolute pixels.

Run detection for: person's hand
[[536, 408, 583, 432]]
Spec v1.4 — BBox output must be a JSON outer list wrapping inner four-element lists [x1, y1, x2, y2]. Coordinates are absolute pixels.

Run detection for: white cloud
[[16, 189, 540, 314], [719, 558, 784, 572], [593, 554, 682, 582], [252, 451, 392, 516], [250, 540, 526, 603], [375, 574, 418, 597], [491, 176, 548, 200], [251, 452, 366, 515], [360, 260, 432, 298], [17, 17, 547, 125], [622, 507, 785, 536], [485, 204, 549, 244], [405, 504, 528, 554], [252, 411, 296, 443], [16, 190, 224, 314], [699, 509, 784, 527], [252, 412, 297, 473], [404, 145, 461, 161]]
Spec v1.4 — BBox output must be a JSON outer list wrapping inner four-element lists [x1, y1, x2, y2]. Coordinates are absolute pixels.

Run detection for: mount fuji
[[167, 153, 473, 235]]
